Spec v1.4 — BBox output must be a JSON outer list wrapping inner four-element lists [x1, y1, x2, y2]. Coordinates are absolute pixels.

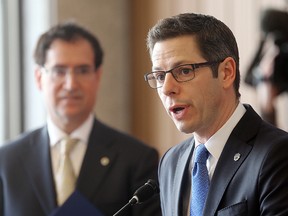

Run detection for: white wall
[[21, 0, 58, 132], [0, 0, 21, 143], [0, 0, 4, 142]]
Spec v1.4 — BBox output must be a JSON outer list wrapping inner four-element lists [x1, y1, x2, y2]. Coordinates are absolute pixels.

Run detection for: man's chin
[[175, 122, 193, 134], [57, 110, 82, 121]]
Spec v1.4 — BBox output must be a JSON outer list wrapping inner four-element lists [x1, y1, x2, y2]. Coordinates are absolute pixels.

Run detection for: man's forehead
[[151, 36, 203, 70]]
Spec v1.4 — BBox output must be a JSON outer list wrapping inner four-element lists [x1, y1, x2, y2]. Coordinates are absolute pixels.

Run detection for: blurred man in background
[[0, 22, 161, 216]]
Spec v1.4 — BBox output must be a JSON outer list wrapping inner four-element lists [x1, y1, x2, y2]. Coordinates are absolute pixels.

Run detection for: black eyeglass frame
[[144, 60, 224, 89]]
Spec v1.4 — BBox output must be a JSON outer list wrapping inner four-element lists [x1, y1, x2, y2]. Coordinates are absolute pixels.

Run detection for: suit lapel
[[76, 119, 117, 199], [203, 105, 261, 215], [173, 139, 194, 215], [204, 137, 252, 215], [22, 127, 57, 214]]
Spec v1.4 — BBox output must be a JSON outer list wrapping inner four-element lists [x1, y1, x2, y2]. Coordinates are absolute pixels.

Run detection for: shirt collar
[[195, 103, 246, 160], [47, 114, 94, 146]]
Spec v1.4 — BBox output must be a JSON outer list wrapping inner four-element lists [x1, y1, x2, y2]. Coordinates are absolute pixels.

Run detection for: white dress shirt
[[48, 114, 94, 179]]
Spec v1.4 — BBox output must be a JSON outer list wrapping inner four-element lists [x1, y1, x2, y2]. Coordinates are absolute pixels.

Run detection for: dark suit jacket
[[159, 105, 288, 216], [0, 119, 162, 216]]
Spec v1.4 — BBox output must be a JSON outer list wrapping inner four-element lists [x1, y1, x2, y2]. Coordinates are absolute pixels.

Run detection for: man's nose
[[161, 73, 178, 95], [62, 70, 78, 89]]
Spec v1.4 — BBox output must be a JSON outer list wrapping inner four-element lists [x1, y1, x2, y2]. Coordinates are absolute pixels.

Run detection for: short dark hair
[[147, 13, 240, 98], [34, 22, 104, 69]]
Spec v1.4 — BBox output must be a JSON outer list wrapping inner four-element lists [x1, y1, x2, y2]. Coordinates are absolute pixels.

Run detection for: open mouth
[[172, 107, 185, 114], [170, 105, 186, 114]]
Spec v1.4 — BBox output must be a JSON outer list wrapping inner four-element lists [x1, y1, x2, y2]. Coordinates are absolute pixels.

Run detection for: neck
[[195, 99, 239, 143], [52, 114, 90, 134]]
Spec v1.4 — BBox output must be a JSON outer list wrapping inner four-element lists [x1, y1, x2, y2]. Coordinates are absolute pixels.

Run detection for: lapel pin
[[234, 153, 241, 161], [100, 156, 110, 166]]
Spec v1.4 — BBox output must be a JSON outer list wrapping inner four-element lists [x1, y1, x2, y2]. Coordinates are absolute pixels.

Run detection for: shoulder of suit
[[161, 136, 193, 162], [0, 127, 46, 152], [93, 119, 156, 151]]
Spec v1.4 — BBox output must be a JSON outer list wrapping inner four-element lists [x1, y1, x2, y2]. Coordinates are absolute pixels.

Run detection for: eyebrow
[[152, 61, 192, 71], [50, 64, 92, 68], [152, 66, 163, 71]]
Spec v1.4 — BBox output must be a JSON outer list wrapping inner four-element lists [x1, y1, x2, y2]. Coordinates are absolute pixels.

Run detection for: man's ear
[[95, 65, 103, 80], [34, 65, 43, 91], [94, 65, 103, 91], [218, 57, 236, 89]]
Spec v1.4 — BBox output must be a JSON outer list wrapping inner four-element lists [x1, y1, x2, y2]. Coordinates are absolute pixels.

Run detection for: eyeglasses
[[41, 65, 96, 82], [144, 60, 223, 89]]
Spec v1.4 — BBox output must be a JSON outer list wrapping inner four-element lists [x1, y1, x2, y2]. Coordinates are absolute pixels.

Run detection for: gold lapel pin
[[100, 156, 110, 166]]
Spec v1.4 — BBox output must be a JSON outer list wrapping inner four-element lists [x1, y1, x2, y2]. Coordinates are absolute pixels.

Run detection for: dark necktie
[[190, 144, 210, 216]]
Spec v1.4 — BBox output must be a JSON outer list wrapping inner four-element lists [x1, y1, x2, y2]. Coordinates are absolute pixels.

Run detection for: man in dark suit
[[144, 13, 288, 215], [0, 23, 161, 216]]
